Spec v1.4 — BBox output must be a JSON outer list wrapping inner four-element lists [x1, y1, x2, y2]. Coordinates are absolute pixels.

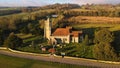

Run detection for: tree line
[[0, 9, 21, 16], [40, 3, 80, 10], [63, 10, 120, 18], [0, 9, 56, 47]]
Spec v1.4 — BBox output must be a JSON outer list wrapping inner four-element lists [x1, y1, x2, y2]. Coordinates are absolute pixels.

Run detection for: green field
[[0, 7, 21, 10], [0, 54, 90, 68], [72, 24, 120, 31]]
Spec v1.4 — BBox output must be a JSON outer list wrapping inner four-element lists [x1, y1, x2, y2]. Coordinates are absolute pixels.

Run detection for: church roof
[[52, 28, 70, 36]]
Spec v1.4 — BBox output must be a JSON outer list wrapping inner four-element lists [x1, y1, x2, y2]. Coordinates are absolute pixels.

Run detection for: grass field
[[0, 54, 90, 68], [69, 16, 120, 31], [71, 9, 97, 12], [0, 7, 21, 10], [72, 24, 120, 31], [0, 9, 55, 18], [69, 16, 120, 24]]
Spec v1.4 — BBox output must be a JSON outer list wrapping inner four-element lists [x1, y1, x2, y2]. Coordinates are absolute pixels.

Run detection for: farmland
[[0, 3, 120, 62], [68, 16, 120, 31], [72, 24, 120, 31], [69, 16, 120, 24], [0, 7, 21, 16]]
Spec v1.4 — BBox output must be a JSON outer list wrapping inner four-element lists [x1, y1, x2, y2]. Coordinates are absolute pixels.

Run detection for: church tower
[[44, 17, 51, 40]]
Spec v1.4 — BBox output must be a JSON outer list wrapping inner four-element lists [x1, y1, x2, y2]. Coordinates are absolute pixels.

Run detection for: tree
[[4, 33, 23, 49], [0, 29, 4, 46], [31, 41, 36, 50], [94, 42, 117, 61], [27, 23, 33, 29], [115, 10, 120, 17], [31, 14, 36, 20], [30, 24, 43, 35], [20, 27, 29, 34], [93, 28, 118, 61], [94, 28, 114, 44], [8, 18, 16, 30], [82, 34, 89, 45]]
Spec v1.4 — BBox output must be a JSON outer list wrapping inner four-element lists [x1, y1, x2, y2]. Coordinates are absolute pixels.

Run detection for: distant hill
[[40, 3, 80, 10], [0, 7, 22, 16], [81, 3, 120, 10]]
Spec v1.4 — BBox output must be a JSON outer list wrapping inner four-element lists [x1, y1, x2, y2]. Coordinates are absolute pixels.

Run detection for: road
[[0, 50, 120, 68]]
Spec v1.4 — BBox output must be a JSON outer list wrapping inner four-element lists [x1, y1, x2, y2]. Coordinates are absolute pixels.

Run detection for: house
[[44, 17, 83, 44]]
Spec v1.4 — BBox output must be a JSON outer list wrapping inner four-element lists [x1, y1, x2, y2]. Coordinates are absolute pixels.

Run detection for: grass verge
[[0, 54, 91, 68]]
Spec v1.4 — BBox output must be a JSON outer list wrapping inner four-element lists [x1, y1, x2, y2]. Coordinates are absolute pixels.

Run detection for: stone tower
[[44, 17, 51, 40]]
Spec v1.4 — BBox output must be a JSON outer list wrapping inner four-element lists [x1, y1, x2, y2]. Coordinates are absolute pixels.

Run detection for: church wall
[[72, 37, 79, 43], [50, 35, 70, 44]]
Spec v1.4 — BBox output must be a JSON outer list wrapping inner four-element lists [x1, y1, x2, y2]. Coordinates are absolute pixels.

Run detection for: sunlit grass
[[16, 33, 34, 39], [69, 16, 120, 24], [0, 54, 90, 68], [72, 24, 120, 31]]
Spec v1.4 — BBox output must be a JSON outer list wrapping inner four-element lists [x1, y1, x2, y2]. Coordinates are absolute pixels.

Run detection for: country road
[[0, 50, 120, 68]]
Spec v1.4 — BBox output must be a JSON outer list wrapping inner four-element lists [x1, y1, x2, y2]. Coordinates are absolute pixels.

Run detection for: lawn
[[0, 54, 90, 68]]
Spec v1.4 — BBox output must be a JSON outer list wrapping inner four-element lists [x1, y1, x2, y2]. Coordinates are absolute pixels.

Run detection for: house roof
[[71, 31, 82, 37], [52, 28, 70, 36]]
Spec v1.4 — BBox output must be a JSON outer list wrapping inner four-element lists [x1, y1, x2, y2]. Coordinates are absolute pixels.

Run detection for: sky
[[0, 0, 120, 7]]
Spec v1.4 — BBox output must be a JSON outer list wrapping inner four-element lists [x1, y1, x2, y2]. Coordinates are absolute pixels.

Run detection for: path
[[0, 50, 120, 68]]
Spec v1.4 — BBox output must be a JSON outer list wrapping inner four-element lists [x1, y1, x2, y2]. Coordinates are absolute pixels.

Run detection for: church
[[44, 17, 83, 44]]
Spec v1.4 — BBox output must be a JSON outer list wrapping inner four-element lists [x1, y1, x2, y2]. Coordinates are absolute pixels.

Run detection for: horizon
[[0, 0, 120, 7]]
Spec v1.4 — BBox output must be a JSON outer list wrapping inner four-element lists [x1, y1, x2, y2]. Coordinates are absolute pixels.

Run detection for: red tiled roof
[[71, 31, 82, 37], [52, 28, 70, 36]]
